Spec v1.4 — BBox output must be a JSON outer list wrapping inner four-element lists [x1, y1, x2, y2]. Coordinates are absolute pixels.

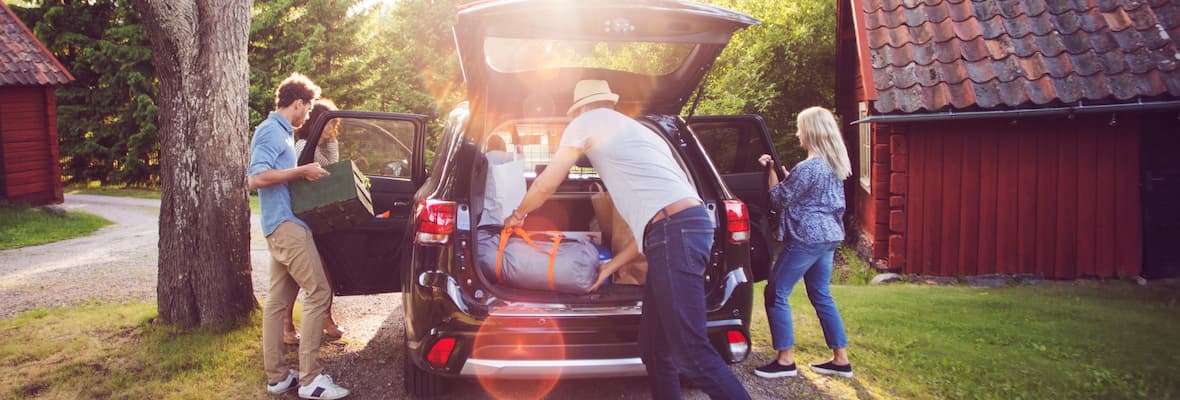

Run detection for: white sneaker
[[298, 374, 350, 400], [266, 369, 298, 395]]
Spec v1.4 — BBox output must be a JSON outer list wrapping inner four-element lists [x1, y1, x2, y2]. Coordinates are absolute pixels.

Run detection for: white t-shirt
[[559, 108, 700, 252]]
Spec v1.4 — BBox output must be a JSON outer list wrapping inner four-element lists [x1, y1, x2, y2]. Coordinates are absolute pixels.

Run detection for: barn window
[[858, 102, 871, 192]]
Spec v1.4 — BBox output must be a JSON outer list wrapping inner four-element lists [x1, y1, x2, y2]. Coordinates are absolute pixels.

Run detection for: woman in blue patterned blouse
[[753, 106, 855, 379]]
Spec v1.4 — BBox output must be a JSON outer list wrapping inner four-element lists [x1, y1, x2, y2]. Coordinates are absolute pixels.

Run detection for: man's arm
[[504, 146, 582, 227], [248, 163, 330, 189]]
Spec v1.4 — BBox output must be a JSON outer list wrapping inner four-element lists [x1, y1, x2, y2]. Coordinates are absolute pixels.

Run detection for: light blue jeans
[[765, 240, 848, 351]]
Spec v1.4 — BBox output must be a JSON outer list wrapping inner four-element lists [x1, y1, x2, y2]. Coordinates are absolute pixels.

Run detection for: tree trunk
[[135, 0, 256, 327]]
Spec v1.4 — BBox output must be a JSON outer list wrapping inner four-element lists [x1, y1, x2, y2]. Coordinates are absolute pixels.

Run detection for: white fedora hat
[[567, 80, 619, 116]]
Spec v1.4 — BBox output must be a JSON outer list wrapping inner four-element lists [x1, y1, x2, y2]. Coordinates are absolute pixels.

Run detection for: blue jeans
[[641, 206, 750, 400], [765, 240, 848, 351]]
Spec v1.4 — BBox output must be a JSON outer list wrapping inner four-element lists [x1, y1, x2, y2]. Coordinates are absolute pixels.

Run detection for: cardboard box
[[289, 160, 374, 234]]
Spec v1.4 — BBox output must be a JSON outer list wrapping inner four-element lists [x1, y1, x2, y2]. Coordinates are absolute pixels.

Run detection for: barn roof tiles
[[0, 3, 72, 86], [862, 0, 1180, 113]]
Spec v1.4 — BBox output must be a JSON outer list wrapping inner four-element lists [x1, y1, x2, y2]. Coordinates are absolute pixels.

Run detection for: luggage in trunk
[[476, 227, 601, 294], [289, 160, 374, 234]]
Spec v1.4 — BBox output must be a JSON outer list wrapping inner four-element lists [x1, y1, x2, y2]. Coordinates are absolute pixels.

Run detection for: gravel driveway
[[0, 194, 836, 399]]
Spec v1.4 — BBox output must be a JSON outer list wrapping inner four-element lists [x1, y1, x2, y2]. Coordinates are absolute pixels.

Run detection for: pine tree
[[15, 0, 159, 186]]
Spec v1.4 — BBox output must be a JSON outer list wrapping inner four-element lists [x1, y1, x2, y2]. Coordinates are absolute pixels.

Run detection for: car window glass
[[693, 122, 764, 174], [329, 117, 416, 179], [484, 37, 695, 76], [487, 122, 596, 179]]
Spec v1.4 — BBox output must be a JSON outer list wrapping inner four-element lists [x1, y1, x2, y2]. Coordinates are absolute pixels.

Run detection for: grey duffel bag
[[477, 227, 600, 294]]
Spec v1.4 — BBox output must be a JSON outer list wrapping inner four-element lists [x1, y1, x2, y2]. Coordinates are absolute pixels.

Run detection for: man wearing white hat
[[504, 80, 751, 400]]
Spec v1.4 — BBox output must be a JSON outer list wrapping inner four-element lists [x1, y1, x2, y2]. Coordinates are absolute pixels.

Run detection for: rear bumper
[[407, 269, 754, 379], [459, 357, 647, 379]]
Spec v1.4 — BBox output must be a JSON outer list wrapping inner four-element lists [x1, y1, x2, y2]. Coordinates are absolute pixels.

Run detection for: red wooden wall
[[885, 115, 1141, 278], [0, 87, 63, 206], [836, 0, 890, 264]]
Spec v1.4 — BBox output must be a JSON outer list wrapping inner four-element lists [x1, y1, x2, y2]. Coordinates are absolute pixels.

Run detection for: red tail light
[[726, 330, 750, 362], [415, 200, 456, 245], [426, 337, 456, 368], [723, 200, 749, 244]]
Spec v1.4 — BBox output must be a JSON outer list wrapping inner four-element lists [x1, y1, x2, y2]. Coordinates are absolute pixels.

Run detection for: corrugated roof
[[0, 2, 72, 86], [862, 0, 1180, 113]]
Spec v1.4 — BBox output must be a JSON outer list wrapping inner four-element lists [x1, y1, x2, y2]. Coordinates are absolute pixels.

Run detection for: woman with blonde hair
[[753, 106, 854, 379]]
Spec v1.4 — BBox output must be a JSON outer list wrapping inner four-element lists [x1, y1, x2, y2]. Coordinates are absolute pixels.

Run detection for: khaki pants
[[263, 221, 332, 386]]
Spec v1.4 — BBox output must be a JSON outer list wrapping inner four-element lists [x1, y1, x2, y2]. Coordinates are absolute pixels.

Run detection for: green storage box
[[289, 160, 374, 234]]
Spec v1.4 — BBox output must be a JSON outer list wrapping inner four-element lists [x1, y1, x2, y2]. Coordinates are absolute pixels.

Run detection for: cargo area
[[470, 191, 647, 303], [467, 118, 654, 302]]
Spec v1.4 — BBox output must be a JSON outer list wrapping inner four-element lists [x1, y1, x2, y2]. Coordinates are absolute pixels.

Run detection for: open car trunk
[[466, 119, 661, 304], [467, 174, 646, 304], [471, 182, 648, 304]]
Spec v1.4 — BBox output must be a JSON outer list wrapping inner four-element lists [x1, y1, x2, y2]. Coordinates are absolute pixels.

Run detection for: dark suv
[[298, 1, 782, 397]]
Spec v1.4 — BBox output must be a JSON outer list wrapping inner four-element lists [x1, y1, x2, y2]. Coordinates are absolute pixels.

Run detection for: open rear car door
[[689, 115, 780, 282], [299, 111, 429, 295]]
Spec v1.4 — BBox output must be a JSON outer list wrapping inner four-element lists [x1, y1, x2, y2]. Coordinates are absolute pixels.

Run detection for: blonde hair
[[797, 106, 852, 179]]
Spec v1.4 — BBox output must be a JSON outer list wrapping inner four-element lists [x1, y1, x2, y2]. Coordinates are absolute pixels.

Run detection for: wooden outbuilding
[[836, 0, 1180, 278], [0, 2, 72, 206]]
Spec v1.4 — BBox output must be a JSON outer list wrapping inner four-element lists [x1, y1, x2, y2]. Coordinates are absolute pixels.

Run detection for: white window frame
[[859, 102, 871, 192]]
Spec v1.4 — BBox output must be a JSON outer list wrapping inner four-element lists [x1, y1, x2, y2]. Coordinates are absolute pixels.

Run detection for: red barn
[[0, 2, 72, 206], [836, 0, 1180, 279]]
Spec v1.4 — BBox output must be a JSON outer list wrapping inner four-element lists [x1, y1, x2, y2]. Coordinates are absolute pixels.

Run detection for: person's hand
[[503, 208, 526, 228], [301, 163, 330, 181], [757, 154, 773, 167], [588, 259, 624, 293]]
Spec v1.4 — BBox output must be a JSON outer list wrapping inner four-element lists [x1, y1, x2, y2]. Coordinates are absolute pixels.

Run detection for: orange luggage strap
[[495, 226, 564, 290]]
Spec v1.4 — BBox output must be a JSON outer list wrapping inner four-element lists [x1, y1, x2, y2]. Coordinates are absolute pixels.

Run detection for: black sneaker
[[754, 361, 797, 378], [810, 361, 854, 378]]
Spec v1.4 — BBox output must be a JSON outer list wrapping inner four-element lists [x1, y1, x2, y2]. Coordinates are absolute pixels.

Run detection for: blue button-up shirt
[[248, 112, 308, 236], [770, 157, 846, 244]]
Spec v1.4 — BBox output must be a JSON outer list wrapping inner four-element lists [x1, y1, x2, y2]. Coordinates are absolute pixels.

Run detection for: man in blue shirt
[[248, 73, 349, 400]]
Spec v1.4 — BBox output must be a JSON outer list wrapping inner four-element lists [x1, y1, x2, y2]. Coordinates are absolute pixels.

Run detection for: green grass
[[750, 280, 1180, 400], [65, 183, 162, 199], [0, 206, 112, 250], [4, 282, 1177, 399], [66, 183, 261, 214], [0, 302, 265, 399]]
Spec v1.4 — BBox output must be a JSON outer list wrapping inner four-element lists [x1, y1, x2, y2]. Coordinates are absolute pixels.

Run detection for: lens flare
[[473, 313, 565, 400]]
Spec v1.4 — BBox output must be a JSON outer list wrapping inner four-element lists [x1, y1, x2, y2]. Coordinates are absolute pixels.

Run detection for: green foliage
[[247, 0, 457, 118], [0, 204, 111, 249], [693, 0, 837, 166], [832, 244, 877, 285], [20, 0, 834, 187], [247, 0, 463, 158], [349, 0, 466, 154], [13, 0, 159, 187], [248, 0, 371, 125]]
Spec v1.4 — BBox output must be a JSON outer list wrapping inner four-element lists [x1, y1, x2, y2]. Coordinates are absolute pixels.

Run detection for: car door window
[[692, 122, 766, 175], [689, 116, 779, 282], [330, 117, 417, 180]]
